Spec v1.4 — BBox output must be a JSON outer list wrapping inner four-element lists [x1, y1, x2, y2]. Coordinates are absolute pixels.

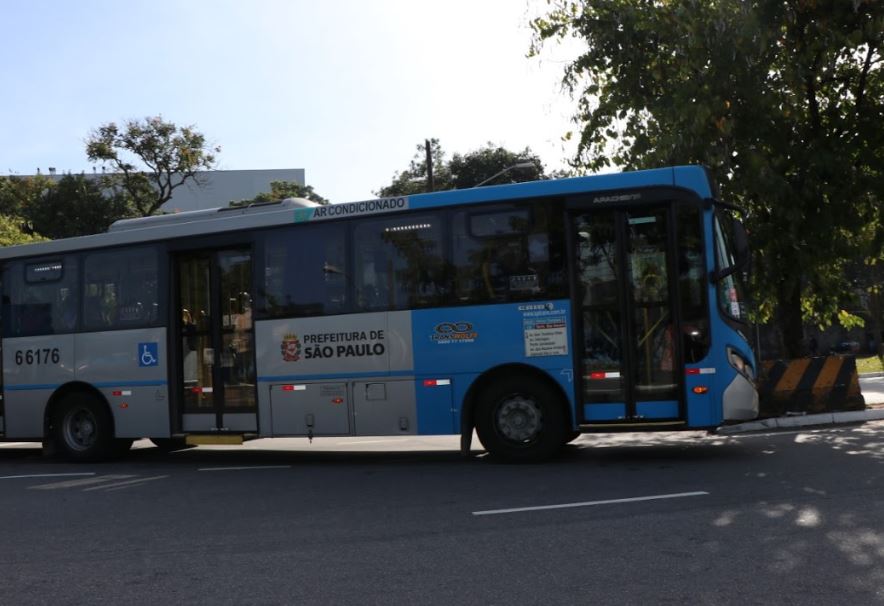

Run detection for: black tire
[[475, 377, 568, 462], [52, 393, 115, 462]]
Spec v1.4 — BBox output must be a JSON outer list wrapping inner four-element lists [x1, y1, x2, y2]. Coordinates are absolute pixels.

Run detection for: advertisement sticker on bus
[[430, 322, 477, 345], [519, 303, 568, 357]]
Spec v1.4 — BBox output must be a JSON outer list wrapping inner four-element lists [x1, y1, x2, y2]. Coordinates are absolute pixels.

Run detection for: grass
[[857, 355, 884, 374]]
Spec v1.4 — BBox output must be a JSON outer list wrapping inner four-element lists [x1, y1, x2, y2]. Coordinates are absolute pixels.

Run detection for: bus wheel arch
[[462, 364, 572, 462], [44, 383, 118, 461]]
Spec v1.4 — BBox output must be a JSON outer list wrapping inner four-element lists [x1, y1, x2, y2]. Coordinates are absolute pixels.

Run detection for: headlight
[[727, 347, 754, 381]]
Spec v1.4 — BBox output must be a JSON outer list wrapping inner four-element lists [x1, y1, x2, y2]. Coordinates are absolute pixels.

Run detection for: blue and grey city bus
[[0, 165, 757, 461]]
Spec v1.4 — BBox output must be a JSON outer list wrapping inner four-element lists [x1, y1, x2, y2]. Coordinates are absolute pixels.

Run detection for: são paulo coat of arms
[[280, 334, 301, 362]]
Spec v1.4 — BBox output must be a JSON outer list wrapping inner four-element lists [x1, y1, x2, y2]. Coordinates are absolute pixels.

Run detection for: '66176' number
[[14, 348, 61, 365]]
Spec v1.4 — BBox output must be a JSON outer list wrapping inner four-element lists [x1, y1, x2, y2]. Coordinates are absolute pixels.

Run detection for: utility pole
[[425, 139, 434, 193]]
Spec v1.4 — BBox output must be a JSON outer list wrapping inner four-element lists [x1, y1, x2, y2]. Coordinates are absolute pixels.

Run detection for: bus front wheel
[[52, 394, 115, 462], [475, 378, 567, 462]]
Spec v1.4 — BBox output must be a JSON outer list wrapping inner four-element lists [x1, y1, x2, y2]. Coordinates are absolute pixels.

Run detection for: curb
[[717, 409, 884, 435], [860, 372, 884, 378]]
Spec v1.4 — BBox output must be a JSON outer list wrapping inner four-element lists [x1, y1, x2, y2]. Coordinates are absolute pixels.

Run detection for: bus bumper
[[722, 373, 759, 421]]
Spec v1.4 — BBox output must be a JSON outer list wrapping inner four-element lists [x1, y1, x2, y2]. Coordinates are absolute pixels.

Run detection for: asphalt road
[[3, 424, 884, 605]]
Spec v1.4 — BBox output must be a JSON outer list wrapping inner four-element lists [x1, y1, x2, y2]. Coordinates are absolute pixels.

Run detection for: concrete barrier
[[758, 355, 865, 417]]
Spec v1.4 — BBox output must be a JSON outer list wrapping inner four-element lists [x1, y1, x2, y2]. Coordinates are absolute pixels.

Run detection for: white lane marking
[[30, 475, 134, 490], [0, 472, 96, 480], [472, 491, 710, 516], [0, 442, 40, 448], [197, 465, 292, 472], [84, 475, 169, 492]]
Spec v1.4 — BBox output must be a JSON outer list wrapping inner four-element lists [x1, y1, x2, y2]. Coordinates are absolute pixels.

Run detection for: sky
[[0, 0, 581, 204]]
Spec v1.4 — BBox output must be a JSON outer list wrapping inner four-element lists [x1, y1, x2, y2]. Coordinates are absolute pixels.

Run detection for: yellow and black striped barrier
[[758, 355, 865, 417]]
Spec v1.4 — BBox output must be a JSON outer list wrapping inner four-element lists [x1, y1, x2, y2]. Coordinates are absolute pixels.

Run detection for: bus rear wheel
[[52, 394, 115, 462], [475, 377, 567, 462]]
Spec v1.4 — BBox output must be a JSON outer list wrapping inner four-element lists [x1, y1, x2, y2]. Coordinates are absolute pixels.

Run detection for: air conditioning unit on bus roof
[[107, 197, 319, 233]]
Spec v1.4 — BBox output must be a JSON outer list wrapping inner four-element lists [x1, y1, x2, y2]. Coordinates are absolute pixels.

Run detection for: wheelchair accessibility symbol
[[138, 342, 159, 367]]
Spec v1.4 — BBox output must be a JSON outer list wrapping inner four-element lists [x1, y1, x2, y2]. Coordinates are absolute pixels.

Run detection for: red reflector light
[[686, 368, 700, 375], [332, 397, 344, 404], [191, 387, 202, 394], [589, 372, 606, 380], [693, 386, 709, 394], [282, 385, 295, 391], [112, 390, 122, 397], [423, 379, 436, 387]]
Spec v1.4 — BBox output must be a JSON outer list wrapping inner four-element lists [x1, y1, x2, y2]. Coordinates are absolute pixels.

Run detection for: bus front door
[[176, 249, 257, 433], [572, 206, 684, 425]]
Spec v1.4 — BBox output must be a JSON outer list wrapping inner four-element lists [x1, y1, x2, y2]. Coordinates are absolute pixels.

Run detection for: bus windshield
[[713, 210, 750, 323]]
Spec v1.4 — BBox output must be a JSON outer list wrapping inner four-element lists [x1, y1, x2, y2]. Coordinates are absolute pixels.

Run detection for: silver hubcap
[[63, 408, 97, 451], [495, 395, 542, 443]]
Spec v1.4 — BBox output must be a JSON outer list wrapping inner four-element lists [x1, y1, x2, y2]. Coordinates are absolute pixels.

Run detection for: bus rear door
[[174, 248, 257, 434]]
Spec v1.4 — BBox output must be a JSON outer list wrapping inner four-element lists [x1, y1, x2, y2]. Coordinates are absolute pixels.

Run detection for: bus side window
[[5, 257, 79, 337], [262, 223, 349, 318], [452, 201, 564, 304], [354, 213, 446, 312], [83, 247, 159, 332]]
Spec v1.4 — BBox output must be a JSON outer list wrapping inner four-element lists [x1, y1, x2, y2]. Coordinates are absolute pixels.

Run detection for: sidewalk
[[719, 373, 884, 435]]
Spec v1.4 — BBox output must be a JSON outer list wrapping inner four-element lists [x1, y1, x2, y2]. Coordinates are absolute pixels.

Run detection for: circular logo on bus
[[281, 334, 301, 362]]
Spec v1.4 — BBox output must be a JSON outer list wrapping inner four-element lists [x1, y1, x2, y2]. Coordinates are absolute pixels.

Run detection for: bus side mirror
[[732, 219, 751, 279], [712, 214, 751, 283]]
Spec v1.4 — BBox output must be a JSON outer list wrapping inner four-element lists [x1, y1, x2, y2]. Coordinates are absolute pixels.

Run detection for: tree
[[376, 140, 545, 197], [377, 139, 450, 197], [23, 174, 135, 239], [0, 175, 54, 219], [0, 214, 45, 247], [532, 0, 884, 357], [231, 180, 330, 206], [86, 116, 220, 216]]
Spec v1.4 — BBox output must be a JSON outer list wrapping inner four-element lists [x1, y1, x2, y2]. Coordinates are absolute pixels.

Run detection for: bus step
[[185, 434, 245, 446]]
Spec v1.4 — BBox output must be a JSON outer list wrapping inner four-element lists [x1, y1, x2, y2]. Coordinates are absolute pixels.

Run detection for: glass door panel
[[218, 250, 256, 412], [625, 210, 678, 401], [575, 211, 625, 403], [179, 254, 214, 412]]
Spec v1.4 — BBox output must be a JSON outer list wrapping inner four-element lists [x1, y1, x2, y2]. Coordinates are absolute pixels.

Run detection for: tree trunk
[[777, 280, 805, 359]]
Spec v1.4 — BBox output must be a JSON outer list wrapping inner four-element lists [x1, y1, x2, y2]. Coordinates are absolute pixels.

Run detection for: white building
[[160, 168, 306, 212]]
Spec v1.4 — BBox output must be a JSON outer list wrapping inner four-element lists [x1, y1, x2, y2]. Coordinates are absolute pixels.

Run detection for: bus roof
[[0, 165, 712, 260]]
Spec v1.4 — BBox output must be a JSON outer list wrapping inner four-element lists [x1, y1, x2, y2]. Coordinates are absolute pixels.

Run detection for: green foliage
[[231, 180, 330, 206], [0, 175, 55, 217], [0, 214, 45, 247], [86, 116, 220, 216], [376, 139, 546, 197], [532, 0, 884, 356], [23, 174, 136, 239], [856, 355, 883, 374]]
